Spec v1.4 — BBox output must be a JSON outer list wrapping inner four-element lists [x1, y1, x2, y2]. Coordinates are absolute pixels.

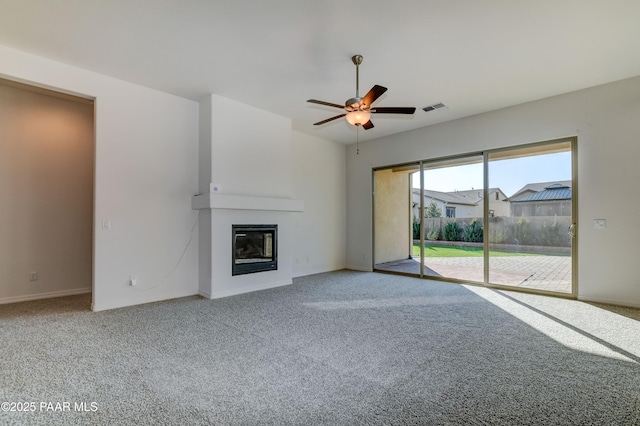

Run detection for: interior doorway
[[373, 137, 577, 298], [0, 78, 94, 306]]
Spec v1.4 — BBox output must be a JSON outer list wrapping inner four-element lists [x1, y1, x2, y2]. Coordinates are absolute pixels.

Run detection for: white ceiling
[[1, 0, 640, 145]]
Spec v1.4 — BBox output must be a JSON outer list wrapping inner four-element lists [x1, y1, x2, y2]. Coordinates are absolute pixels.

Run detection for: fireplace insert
[[232, 224, 277, 276]]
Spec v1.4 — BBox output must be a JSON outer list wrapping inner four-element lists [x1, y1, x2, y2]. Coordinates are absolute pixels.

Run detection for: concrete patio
[[375, 254, 572, 294]]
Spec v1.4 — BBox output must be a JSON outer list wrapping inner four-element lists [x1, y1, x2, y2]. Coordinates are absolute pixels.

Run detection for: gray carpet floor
[[1, 270, 639, 425]]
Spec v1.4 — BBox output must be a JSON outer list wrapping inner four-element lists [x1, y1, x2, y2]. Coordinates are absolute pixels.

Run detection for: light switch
[[102, 219, 111, 230], [593, 219, 606, 229]]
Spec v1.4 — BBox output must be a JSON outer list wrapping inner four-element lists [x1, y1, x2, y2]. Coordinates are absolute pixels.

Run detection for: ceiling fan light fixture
[[345, 110, 371, 126], [307, 54, 415, 129]]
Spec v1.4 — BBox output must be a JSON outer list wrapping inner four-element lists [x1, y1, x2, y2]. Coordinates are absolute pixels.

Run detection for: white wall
[[0, 45, 346, 310], [347, 75, 640, 307], [209, 94, 292, 198], [197, 94, 298, 297], [197, 102, 346, 292], [291, 131, 346, 277], [0, 82, 93, 303], [0, 44, 200, 311]]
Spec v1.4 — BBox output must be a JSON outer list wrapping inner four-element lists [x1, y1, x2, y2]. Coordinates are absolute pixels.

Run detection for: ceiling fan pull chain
[[356, 125, 360, 155]]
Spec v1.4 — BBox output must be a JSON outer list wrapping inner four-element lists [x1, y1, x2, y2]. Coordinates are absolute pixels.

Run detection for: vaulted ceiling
[[1, 1, 640, 144]]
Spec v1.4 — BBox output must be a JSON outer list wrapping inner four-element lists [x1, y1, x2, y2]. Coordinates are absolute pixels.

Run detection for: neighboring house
[[509, 181, 572, 216], [412, 188, 510, 219], [509, 180, 572, 200]]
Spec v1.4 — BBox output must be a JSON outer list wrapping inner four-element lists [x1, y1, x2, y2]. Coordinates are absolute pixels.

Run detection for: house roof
[[510, 183, 572, 202], [413, 188, 505, 206], [509, 180, 572, 200]]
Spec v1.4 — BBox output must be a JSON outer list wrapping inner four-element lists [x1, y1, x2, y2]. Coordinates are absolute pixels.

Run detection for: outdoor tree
[[425, 200, 442, 218]]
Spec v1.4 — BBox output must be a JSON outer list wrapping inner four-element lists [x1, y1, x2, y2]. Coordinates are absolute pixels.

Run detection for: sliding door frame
[[483, 137, 578, 298], [372, 136, 578, 299]]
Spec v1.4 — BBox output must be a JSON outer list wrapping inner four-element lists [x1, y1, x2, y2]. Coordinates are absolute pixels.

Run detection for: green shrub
[[412, 218, 421, 240], [427, 227, 439, 241], [463, 218, 484, 243], [444, 220, 461, 241]]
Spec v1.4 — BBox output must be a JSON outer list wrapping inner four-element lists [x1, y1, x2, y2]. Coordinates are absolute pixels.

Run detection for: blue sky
[[412, 152, 572, 198]]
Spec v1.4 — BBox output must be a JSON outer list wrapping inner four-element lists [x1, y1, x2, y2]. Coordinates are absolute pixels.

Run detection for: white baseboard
[[292, 265, 346, 279], [578, 295, 640, 309], [0, 288, 91, 305], [205, 279, 292, 300], [91, 289, 199, 312], [345, 265, 372, 272]]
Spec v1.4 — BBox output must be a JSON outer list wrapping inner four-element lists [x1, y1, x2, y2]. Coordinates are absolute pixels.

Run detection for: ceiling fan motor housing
[[345, 97, 365, 111]]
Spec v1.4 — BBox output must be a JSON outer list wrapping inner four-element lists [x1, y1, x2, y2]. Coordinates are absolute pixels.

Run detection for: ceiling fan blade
[[371, 107, 416, 114], [361, 85, 388, 108], [362, 120, 374, 130], [307, 99, 345, 109], [313, 114, 346, 126]]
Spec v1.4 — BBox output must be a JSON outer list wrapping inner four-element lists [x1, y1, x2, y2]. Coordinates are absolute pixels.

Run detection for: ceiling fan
[[307, 55, 416, 130]]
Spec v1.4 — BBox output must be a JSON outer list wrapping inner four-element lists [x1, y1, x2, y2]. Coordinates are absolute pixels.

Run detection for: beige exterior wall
[[413, 189, 510, 220], [445, 203, 478, 219], [374, 169, 410, 264], [488, 190, 510, 217]]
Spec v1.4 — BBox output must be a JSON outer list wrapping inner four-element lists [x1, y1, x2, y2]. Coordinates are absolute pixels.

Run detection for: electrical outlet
[[29, 271, 38, 281]]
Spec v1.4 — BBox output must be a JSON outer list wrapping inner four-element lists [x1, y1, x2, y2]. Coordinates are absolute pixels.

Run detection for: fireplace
[[232, 224, 278, 276]]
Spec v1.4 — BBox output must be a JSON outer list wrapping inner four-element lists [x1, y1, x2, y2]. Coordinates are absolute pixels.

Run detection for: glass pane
[[418, 155, 485, 282], [487, 141, 572, 293]]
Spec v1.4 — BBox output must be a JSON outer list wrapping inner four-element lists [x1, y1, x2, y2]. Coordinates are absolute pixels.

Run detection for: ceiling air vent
[[422, 102, 447, 112]]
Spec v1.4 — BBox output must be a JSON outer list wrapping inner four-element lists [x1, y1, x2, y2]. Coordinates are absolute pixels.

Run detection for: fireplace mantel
[[192, 193, 304, 212]]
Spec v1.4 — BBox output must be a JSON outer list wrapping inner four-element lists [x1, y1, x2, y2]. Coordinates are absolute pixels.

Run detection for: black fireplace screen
[[232, 225, 277, 276]]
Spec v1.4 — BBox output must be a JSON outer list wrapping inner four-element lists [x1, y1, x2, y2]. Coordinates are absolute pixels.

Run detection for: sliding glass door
[[487, 140, 575, 294], [373, 137, 577, 297], [419, 155, 484, 283]]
